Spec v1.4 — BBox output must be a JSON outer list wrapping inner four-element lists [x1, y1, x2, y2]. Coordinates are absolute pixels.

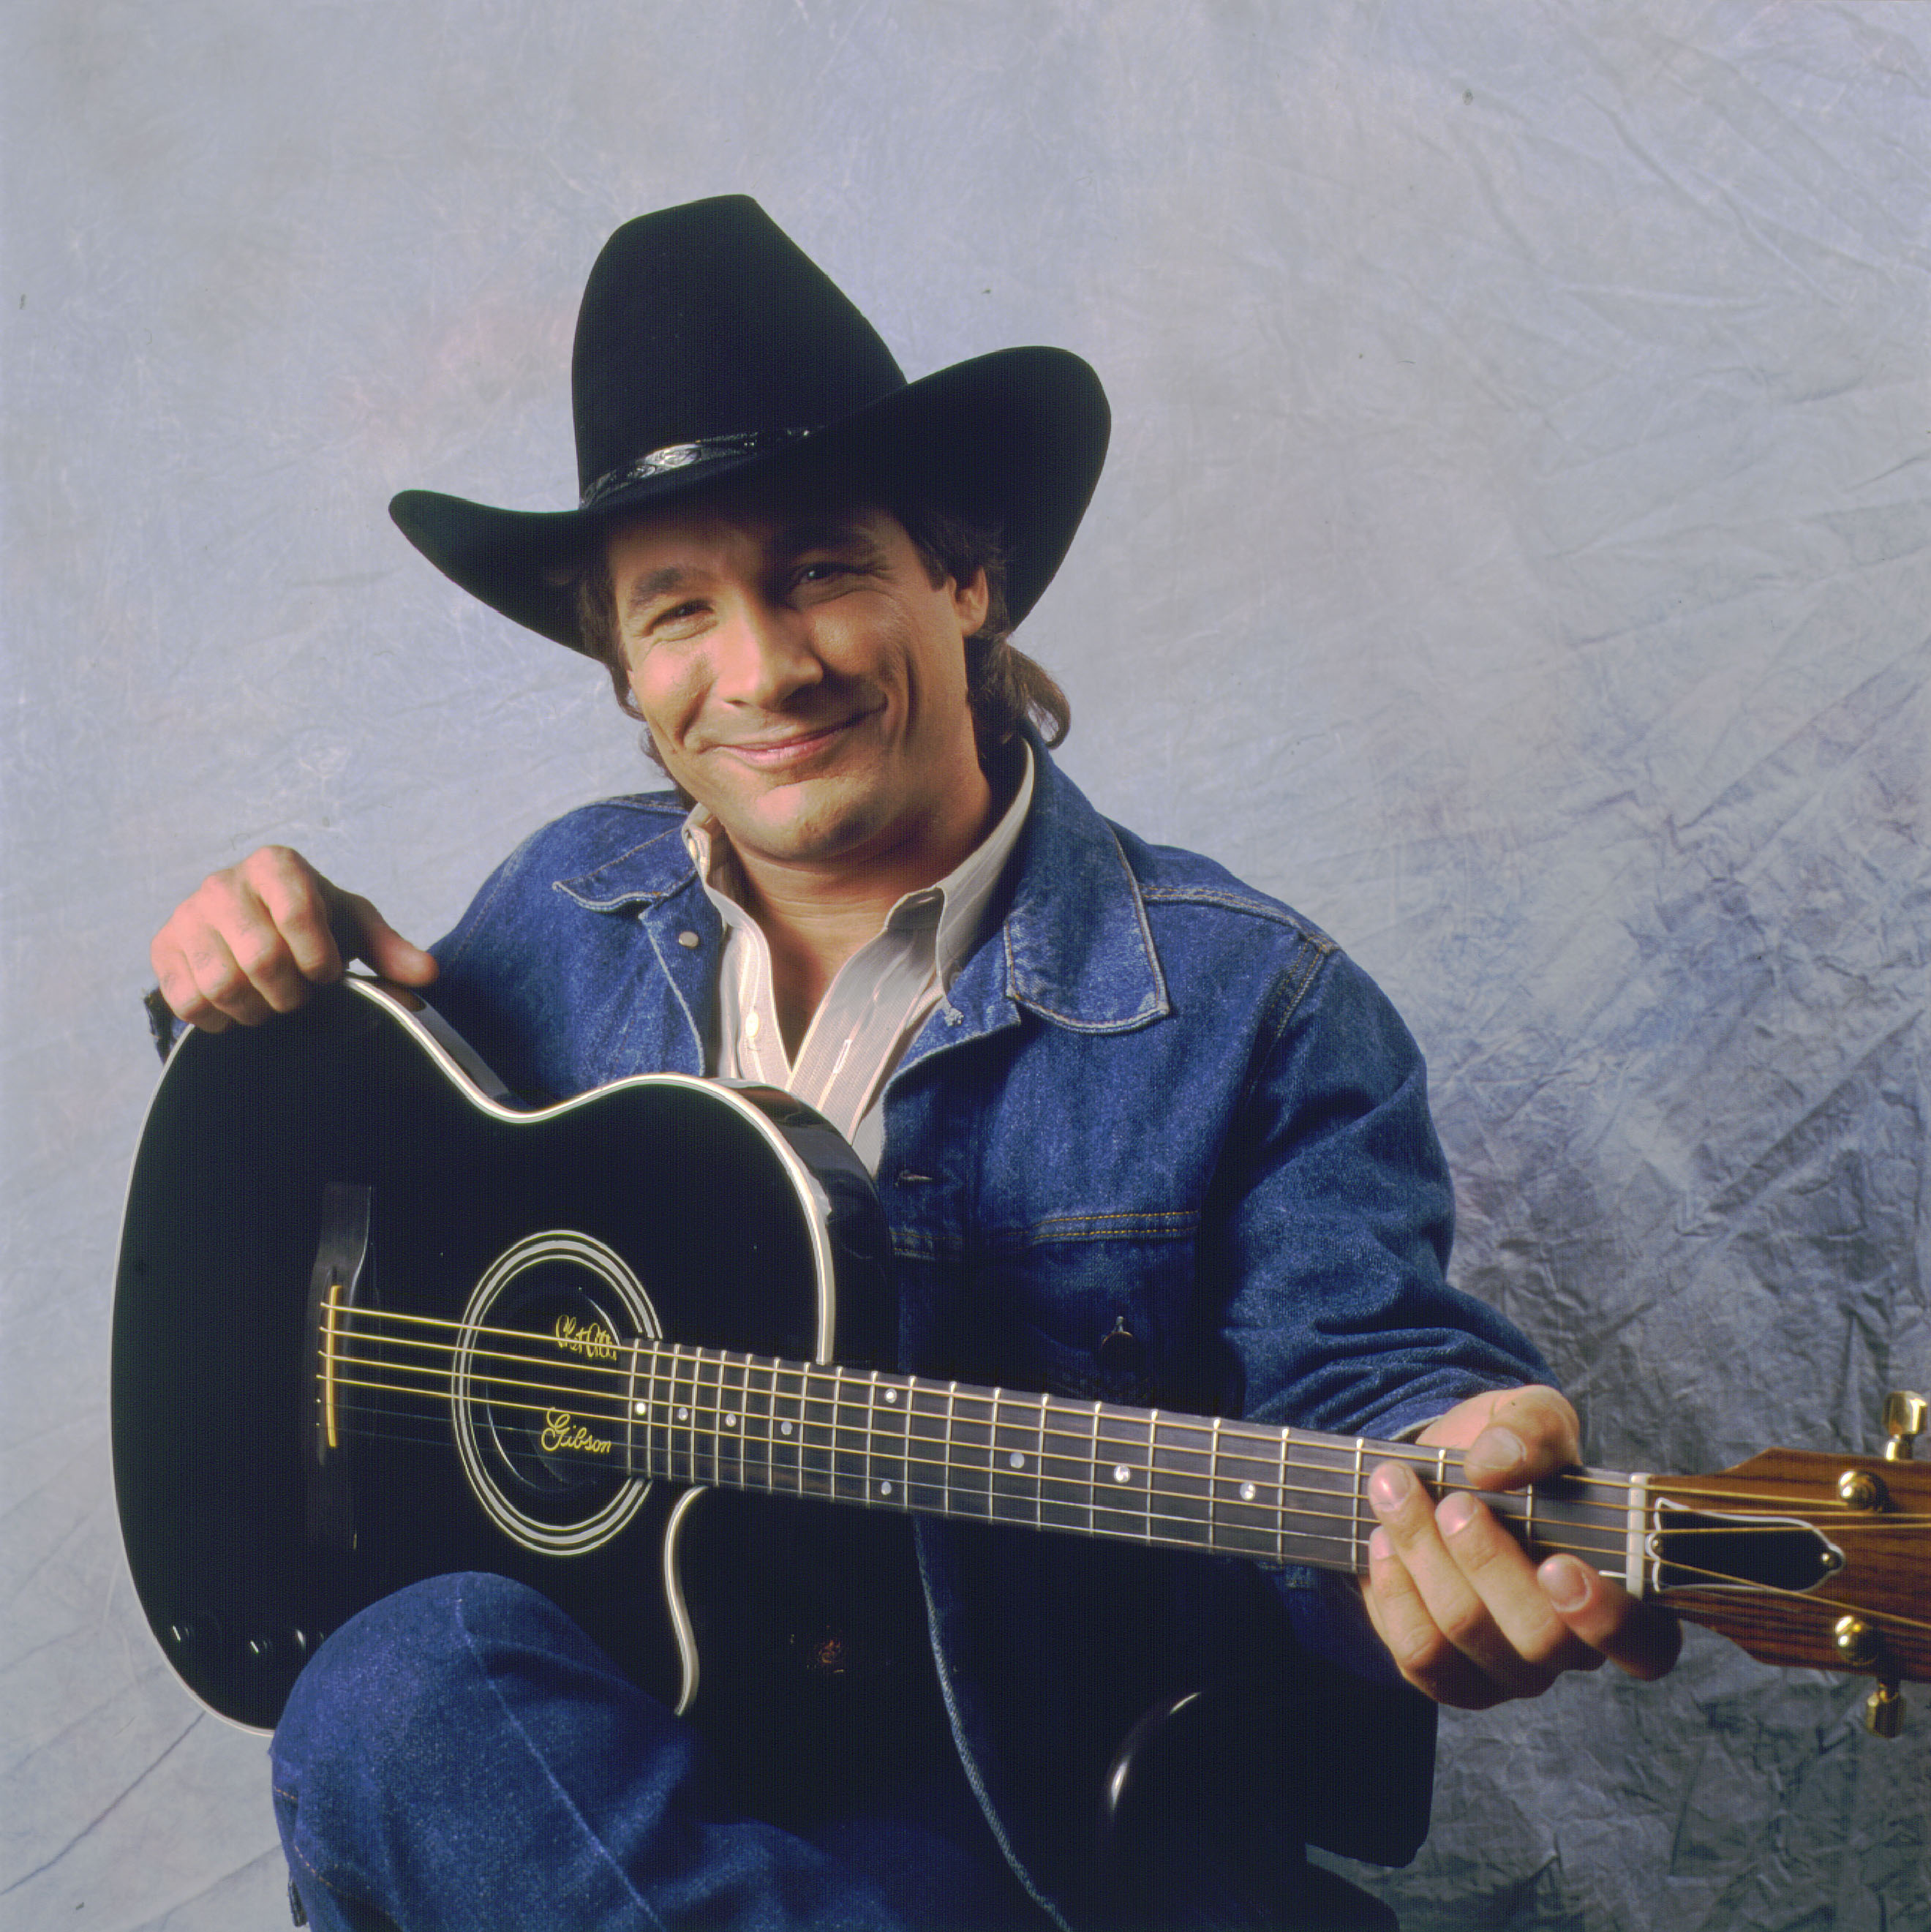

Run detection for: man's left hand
[[1361, 1384, 1682, 1709]]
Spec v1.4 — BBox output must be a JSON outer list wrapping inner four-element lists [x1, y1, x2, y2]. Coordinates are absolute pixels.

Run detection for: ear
[[952, 566, 990, 637]]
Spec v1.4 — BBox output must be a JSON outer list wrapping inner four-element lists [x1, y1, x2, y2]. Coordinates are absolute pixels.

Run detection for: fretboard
[[616, 1340, 1641, 1584]]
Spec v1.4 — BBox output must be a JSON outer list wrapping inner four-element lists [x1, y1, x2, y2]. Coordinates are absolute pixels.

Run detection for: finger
[[1539, 1555, 1682, 1682], [152, 923, 279, 1030], [331, 890, 439, 987], [1363, 1523, 1507, 1710], [1371, 1459, 1607, 1700], [1431, 1486, 1598, 1686], [151, 933, 232, 1031], [241, 848, 347, 987], [1461, 1387, 1581, 1489]]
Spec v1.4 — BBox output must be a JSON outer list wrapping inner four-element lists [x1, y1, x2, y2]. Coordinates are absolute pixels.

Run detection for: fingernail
[[1469, 1427, 1527, 1482], [1541, 1555, 1589, 1611], [1438, 1492, 1478, 1536], [1368, 1462, 1413, 1514]]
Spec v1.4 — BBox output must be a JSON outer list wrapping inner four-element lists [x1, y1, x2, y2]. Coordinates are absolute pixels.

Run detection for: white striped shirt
[[682, 744, 1035, 1172]]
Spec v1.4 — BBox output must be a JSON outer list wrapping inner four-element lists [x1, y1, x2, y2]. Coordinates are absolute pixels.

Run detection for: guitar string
[[318, 1324, 1931, 1538], [307, 1388, 1931, 1633], [334, 1300, 1896, 1525], [330, 1304, 1926, 1526], [316, 1351, 1931, 1583], [316, 1323, 1927, 1537], [320, 1345, 1641, 1539], [316, 1365, 1631, 1563]]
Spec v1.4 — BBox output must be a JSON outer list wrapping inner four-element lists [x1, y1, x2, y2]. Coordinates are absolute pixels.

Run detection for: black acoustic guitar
[[114, 977, 1930, 1747]]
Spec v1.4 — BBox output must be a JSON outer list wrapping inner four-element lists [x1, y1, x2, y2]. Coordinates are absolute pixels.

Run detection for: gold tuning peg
[[1863, 1679, 1904, 1740], [1881, 1391, 1927, 1462]]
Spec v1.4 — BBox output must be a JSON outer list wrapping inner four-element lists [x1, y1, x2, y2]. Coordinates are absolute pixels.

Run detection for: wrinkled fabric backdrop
[[4, 3, 1927, 1927]]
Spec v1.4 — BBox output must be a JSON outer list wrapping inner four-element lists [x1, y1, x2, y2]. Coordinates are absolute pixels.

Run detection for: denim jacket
[[429, 741, 1547, 1922]]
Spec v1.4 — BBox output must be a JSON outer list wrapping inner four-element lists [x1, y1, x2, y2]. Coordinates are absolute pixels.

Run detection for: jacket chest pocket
[[962, 1223, 1204, 1407]]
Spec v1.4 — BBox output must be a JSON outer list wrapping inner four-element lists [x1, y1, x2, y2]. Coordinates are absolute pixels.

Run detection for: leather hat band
[[580, 428, 812, 509]]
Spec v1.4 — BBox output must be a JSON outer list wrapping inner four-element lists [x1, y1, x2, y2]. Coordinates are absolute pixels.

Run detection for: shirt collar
[[680, 741, 1036, 988]]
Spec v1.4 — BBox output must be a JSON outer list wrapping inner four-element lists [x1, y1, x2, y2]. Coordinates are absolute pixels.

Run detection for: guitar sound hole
[[452, 1227, 657, 1556], [477, 1274, 631, 1501]]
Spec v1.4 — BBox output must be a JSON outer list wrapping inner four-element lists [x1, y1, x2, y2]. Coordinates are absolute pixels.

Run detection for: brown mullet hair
[[567, 494, 1070, 767]]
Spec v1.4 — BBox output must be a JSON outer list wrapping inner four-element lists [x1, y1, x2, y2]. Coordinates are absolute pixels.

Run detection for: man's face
[[609, 485, 990, 882]]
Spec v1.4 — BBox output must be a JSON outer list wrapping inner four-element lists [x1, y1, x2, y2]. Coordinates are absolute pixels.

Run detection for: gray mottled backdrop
[[4, 4, 1927, 1927]]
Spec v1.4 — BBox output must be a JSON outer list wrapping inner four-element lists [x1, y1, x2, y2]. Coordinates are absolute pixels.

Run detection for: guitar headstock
[[1647, 1393, 1930, 1734]]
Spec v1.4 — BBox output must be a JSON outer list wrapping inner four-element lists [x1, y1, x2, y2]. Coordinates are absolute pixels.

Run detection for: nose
[[710, 595, 822, 709]]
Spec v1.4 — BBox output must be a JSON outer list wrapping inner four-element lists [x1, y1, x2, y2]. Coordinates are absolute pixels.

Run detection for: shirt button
[[745, 1009, 761, 1039], [677, 931, 701, 949]]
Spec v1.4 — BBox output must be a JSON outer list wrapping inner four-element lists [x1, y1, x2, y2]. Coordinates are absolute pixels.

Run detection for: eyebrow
[[620, 565, 696, 622], [618, 515, 887, 624]]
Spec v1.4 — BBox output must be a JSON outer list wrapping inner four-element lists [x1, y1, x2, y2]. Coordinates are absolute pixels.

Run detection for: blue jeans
[[270, 1573, 1039, 1931]]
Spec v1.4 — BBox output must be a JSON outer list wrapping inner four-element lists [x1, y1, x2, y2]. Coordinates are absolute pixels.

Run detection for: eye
[[644, 598, 711, 642]]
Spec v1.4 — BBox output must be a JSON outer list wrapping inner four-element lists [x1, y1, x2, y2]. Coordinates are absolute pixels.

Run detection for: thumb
[[331, 888, 439, 987]]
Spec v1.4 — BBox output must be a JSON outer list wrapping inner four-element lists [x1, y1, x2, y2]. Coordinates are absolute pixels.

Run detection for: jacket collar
[[552, 733, 1169, 1036], [950, 737, 1169, 1036]]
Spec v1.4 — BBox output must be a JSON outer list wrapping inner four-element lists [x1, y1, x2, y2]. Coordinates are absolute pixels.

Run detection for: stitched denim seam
[[1138, 884, 1337, 950], [1218, 939, 1332, 1139], [554, 825, 693, 912], [454, 1579, 669, 1931], [275, 1786, 388, 1925], [1003, 824, 1170, 1032], [892, 1211, 1197, 1263]]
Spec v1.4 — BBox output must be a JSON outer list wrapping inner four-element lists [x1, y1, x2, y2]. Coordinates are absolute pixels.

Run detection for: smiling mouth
[[719, 716, 868, 770]]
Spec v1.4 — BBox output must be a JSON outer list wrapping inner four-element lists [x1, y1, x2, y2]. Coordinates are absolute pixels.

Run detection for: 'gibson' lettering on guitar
[[541, 1411, 614, 1456]]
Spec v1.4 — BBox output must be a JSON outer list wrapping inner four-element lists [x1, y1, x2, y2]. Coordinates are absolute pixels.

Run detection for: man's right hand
[[151, 845, 437, 1031]]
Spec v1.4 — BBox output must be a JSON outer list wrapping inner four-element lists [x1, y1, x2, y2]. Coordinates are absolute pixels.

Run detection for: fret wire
[[1135, 1406, 1151, 1538], [1035, 1391, 1049, 1529], [765, 1356, 782, 1495], [863, 1368, 877, 1503], [731, 1352, 749, 1491], [622, 1337, 641, 1476], [1271, 1424, 1286, 1563], [944, 1381, 957, 1518], [1088, 1401, 1102, 1538], [989, 1386, 1004, 1519], [1352, 1437, 1366, 1569], [647, 1338, 665, 1478], [831, 1363, 851, 1501], [1208, 1415, 1223, 1549], [683, 1347, 700, 1484], [788, 1361, 806, 1493]]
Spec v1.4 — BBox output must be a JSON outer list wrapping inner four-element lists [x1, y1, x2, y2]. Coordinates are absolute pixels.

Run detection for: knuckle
[[230, 931, 289, 978]]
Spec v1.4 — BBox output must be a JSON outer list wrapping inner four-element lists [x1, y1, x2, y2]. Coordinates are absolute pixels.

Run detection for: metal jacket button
[[1098, 1316, 1143, 1372]]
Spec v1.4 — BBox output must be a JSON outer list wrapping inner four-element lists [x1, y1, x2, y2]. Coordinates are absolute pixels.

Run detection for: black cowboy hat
[[390, 196, 1110, 652]]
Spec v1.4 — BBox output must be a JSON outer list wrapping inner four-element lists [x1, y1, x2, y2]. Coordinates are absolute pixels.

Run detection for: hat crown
[[571, 197, 906, 503]]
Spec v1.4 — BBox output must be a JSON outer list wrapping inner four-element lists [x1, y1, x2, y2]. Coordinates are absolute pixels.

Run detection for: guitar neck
[[610, 1339, 1643, 1588]]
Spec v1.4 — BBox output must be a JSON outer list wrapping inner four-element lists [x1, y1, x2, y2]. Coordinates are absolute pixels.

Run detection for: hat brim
[[389, 345, 1109, 653]]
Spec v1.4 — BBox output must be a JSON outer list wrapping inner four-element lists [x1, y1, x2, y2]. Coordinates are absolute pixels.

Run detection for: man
[[151, 198, 1677, 1931]]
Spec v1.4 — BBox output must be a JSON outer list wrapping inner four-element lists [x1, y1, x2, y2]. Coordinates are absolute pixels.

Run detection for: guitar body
[[113, 977, 897, 1734]]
